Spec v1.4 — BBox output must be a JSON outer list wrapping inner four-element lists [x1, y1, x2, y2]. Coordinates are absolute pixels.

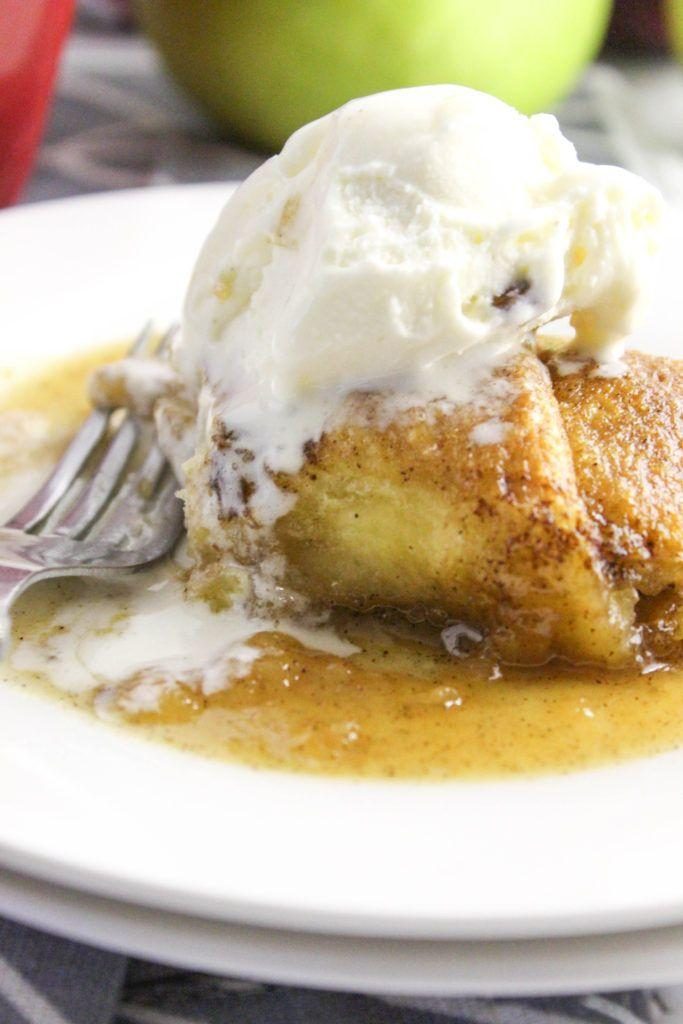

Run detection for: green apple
[[665, 0, 683, 56], [136, 0, 613, 151]]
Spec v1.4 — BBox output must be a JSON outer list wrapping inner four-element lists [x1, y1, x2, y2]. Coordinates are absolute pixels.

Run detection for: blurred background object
[[79, 0, 133, 30], [17, 0, 683, 208], [0, 0, 75, 207], [607, 0, 683, 60], [134, 0, 614, 151], [608, 0, 668, 51]]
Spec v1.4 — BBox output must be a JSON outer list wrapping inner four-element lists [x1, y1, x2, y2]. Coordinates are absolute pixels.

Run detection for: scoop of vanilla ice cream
[[170, 85, 663, 527], [180, 84, 661, 408]]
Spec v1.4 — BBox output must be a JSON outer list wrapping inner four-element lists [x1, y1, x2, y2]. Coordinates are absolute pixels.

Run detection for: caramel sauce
[[6, 347, 683, 780], [115, 628, 683, 779], [0, 342, 126, 480]]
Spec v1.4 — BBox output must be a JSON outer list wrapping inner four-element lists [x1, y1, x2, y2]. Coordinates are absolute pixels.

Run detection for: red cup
[[0, 0, 75, 207]]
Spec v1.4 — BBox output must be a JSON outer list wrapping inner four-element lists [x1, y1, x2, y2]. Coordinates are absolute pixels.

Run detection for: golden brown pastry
[[554, 353, 683, 600], [180, 351, 683, 667]]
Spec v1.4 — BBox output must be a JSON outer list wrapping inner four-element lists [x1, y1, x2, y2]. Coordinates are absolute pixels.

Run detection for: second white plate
[[6, 864, 683, 996]]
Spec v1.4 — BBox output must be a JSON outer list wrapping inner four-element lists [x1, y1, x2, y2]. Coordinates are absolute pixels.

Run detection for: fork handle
[[0, 529, 67, 655], [0, 565, 42, 656]]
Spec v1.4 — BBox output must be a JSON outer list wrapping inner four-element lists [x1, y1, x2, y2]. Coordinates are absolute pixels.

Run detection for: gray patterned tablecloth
[[7, 20, 683, 1024]]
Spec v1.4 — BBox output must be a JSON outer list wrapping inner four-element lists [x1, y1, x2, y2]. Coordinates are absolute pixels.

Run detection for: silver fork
[[0, 324, 184, 654]]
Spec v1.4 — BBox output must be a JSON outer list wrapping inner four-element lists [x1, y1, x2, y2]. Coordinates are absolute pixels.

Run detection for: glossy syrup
[[5, 348, 683, 780]]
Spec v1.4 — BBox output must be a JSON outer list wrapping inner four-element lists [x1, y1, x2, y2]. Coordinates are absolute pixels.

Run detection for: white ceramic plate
[[1, 184, 683, 946]]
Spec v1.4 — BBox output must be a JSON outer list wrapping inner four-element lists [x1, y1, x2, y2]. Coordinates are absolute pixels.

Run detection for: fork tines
[[5, 324, 180, 555]]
